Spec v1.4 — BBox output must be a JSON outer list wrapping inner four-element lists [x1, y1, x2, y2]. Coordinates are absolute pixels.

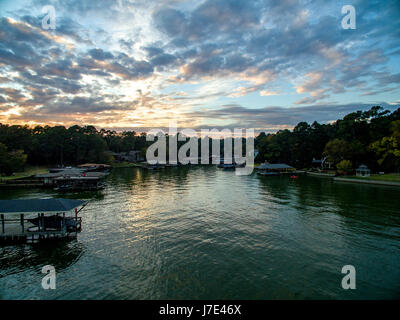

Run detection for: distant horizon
[[1, 103, 399, 136]]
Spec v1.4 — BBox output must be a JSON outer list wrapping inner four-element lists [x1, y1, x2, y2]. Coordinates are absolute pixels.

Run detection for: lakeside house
[[257, 162, 295, 175], [312, 157, 332, 170], [312, 159, 323, 168]]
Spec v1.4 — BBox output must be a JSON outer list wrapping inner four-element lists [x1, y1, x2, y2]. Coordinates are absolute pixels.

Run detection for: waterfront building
[[257, 162, 295, 175], [356, 164, 371, 177]]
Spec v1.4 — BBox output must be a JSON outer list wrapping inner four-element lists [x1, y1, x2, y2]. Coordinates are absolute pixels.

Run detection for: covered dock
[[0, 198, 86, 244], [54, 175, 106, 191], [77, 163, 111, 172], [257, 162, 295, 175]]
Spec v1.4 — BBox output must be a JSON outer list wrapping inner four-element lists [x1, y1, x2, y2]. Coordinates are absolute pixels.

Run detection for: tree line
[[0, 125, 150, 174], [255, 106, 400, 173], [0, 106, 399, 175]]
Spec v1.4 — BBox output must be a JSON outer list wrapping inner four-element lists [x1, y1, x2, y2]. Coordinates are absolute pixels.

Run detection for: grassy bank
[[0, 166, 48, 181], [345, 173, 400, 182]]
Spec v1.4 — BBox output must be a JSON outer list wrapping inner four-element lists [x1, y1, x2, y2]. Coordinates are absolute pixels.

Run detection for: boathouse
[[54, 175, 105, 191], [35, 168, 86, 185], [0, 198, 86, 244], [77, 163, 111, 172], [257, 162, 295, 175], [35, 169, 106, 190], [312, 157, 332, 169]]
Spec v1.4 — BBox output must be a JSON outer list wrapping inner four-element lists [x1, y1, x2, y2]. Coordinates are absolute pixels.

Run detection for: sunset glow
[[0, 0, 399, 132]]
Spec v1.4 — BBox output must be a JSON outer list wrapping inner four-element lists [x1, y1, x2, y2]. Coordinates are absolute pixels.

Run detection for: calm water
[[0, 166, 399, 299]]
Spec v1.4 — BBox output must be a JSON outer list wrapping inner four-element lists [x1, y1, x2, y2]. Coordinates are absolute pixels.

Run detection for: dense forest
[[0, 125, 149, 174], [255, 106, 400, 173], [0, 106, 399, 175]]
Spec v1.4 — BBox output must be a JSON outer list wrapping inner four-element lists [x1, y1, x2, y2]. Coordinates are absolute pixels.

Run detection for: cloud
[[184, 102, 399, 130], [150, 0, 400, 101], [0, 0, 399, 130], [89, 48, 114, 60], [260, 90, 278, 96]]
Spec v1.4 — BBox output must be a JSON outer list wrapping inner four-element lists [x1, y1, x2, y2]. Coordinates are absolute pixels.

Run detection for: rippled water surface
[[1, 167, 399, 299]]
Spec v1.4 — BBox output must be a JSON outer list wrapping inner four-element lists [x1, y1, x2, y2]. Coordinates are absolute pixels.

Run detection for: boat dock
[[256, 162, 296, 175], [0, 198, 86, 245], [0, 229, 80, 244]]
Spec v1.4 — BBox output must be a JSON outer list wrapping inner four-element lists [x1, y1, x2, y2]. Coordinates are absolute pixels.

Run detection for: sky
[[0, 0, 399, 133]]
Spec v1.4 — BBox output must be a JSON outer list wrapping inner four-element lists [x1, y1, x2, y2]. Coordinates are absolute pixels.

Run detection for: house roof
[[258, 163, 294, 170], [312, 159, 323, 163], [0, 198, 86, 214]]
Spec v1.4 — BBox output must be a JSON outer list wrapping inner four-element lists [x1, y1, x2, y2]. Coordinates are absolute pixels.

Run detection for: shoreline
[[333, 177, 400, 187], [306, 171, 336, 177], [305, 170, 400, 187]]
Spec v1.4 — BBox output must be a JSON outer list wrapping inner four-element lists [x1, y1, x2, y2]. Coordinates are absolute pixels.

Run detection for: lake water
[[0, 166, 399, 299]]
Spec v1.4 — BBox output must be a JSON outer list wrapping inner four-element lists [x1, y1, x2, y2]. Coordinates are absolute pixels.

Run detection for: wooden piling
[[1, 214, 4, 234], [21, 214, 24, 233], [41, 213, 45, 231]]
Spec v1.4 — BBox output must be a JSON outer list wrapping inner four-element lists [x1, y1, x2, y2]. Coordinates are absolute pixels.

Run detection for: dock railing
[[0, 213, 82, 237]]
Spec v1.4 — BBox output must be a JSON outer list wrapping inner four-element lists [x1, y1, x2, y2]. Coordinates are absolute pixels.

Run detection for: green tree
[[0, 143, 9, 174], [336, 160, 353, 174], [0, 143, 27, 175], [323, 139, 351, 165], [9, 150, 27, 172], [369, 120, 400, 171]]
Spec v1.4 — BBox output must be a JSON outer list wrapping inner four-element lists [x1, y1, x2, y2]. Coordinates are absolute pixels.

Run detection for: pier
[[0, 198, 86, 244]]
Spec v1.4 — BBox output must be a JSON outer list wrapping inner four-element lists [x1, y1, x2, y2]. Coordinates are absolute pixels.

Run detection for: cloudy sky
[[0, 0, 399, 132]]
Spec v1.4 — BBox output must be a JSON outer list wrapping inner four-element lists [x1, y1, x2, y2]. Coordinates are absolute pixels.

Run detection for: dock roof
[[258, 163, 294, 170], [0, 198, 86, 214]]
